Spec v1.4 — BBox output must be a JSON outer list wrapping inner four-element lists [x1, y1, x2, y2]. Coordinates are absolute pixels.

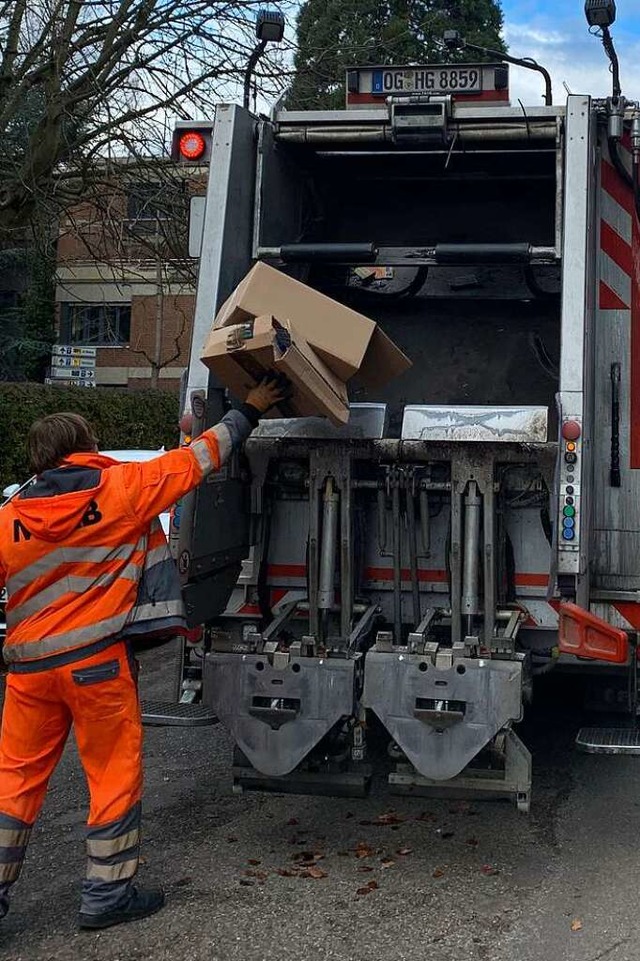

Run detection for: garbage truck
[[154, 25, 640, 811]]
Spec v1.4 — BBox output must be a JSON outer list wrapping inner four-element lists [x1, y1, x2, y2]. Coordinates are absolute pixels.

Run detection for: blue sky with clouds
[[501, 1, 640, 104]]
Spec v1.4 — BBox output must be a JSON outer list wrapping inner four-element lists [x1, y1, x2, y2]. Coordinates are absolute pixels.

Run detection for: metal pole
[[462, 481, 482, 637], [243, 40, 268, 110], [391, 474, 402, 643], [406, 482, 422, 627], [318, 477, 339, 610]]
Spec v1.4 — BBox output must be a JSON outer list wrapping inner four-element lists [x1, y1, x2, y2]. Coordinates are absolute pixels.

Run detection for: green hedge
[[0, 384, 180, 488]]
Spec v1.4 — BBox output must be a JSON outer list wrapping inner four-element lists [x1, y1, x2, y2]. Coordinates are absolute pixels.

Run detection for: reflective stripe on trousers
[[0, 812, 31, 884], [82, 802, 141, 914]]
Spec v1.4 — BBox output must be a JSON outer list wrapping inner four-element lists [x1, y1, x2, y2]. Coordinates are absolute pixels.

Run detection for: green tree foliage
[[288, 0, 506, 108], [0, 239, 56, 383], [0, 384, 179, 487]]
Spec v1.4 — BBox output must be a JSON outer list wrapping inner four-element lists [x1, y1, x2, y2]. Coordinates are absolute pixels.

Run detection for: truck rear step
[[141, 700, 218, 727], [576, 727, 640, 754]]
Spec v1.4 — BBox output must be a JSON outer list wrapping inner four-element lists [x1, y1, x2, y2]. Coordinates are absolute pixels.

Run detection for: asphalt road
[[1, 645, 638, 961]]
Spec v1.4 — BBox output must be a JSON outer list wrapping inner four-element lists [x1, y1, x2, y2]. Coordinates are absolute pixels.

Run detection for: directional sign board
[[49, 343, 97, 386], [52, 345, 97, 359], [49, 366, 95, 380], [45, 377, 96, 389], [51, 355, 97, 369]]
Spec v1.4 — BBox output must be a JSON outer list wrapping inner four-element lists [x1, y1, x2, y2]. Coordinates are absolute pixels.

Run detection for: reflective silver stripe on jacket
[[212, 422, 232, 464], [6, 543, 141, 596], [190, 436, 216, 473], [2, 612, 128, 663], [6, 563, 142, 628]]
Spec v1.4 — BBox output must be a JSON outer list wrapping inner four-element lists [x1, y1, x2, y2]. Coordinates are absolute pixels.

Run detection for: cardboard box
[[201, 314, 350, 425], [213, 262, 411, 386]]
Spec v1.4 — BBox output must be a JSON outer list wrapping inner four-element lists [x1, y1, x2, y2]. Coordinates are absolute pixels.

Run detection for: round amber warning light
[[178, 131, 206, 160], [566, 442, 576, 452], [562, 420, 581, 441]]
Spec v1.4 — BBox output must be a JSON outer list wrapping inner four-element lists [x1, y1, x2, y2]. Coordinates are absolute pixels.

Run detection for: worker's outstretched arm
[[120, 379, 285, 527]]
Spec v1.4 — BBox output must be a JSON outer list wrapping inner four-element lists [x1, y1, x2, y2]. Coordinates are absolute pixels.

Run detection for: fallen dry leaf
[[380, 859, 395, 869], [367, 880, 379, 890], [248, 859, 261, 866], [244, 869, 268, 880], [373, 812, 405, 826], [239, 878, 254, 886], [276, 868, 297, 877], [432, 868, 445, 879], [571, 920, 583, 932], [354, 844, 376, 859], [466, 838, 479, 847], [227, 836, 238, 843], [396, 847, 413, 856], [437, 829, 455, 839], [356, 886, 373, 896], [357, 865, 374, 873], [301, 865, 327, 880], [480, 864, 499, 876], [416, 812, 436, 822]]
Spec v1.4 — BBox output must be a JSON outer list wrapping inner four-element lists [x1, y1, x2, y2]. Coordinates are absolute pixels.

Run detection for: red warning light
[[178, 131, 206, 161], [562, 420, 581, 441]]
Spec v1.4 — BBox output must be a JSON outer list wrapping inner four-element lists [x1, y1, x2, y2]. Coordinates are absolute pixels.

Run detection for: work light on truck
[[584, 0, 616, 28]]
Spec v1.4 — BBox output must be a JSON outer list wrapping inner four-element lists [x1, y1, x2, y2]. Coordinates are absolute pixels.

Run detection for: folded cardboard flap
[[201, 315, 350, 426], [213, 261, 411, 387]]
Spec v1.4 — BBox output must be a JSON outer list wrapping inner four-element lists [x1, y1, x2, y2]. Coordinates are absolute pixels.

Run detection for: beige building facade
[[55, 163, 205, 393]]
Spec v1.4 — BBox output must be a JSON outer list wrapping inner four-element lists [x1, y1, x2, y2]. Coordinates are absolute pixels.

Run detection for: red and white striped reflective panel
[[599, 142, 640, 466]]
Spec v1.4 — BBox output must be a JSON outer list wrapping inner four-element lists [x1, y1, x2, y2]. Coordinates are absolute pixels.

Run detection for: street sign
[[49, 366, 95, 380], [51, 355, 97, 370], [51, 344, 97, 359], [45, 377, 96, 389]]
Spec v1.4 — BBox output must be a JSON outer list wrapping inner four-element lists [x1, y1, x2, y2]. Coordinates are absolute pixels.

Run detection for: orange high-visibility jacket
[[0, 408, 256, 667]]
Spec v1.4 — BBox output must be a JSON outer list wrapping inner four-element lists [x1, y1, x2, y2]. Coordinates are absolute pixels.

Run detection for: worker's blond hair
[[27, 412, 98, 475]]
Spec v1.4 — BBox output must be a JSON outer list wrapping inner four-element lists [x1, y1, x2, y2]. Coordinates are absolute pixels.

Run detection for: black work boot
[[0, 881, 11, 920], [78, 886, 164, 930]]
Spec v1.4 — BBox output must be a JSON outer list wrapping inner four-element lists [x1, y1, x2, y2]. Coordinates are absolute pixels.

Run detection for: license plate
[[372, 66, 482, 96]]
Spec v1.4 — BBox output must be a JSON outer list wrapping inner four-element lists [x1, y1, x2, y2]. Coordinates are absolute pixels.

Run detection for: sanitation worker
[[0, 377, 284, 930]]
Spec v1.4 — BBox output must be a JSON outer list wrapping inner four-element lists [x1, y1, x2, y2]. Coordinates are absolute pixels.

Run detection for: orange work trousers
[[0, 641, 143, 915]]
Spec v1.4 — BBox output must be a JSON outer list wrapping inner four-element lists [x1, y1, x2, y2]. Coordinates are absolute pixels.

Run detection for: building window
[[127, 182, 186, 223], [59, 303, 131, 346]]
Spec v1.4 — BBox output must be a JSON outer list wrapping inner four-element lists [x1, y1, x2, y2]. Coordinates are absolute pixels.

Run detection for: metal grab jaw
[[362, 649, 524, 781], [203, 652, 356, 777]]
